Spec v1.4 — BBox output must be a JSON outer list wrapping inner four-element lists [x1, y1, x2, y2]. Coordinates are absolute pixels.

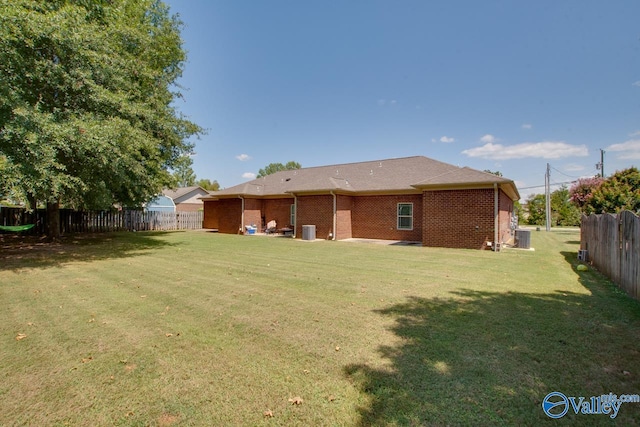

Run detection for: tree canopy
[[196, 178, 220, 191], [171, 155, 196, 187], [0, 0, 202, 234], [257, 161, 301, 178], [568, 177, 604, 213], [569, 168, 640, 214], [524, 186, 581, 226], [586, 167, 640, 214]]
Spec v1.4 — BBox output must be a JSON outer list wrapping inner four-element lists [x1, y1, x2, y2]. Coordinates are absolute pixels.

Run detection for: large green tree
[[196, 178, 220, 191], [257, 161, 301, 178], [568, 176, 604, 214], [525, 194, 546, 225], [550, 185, 581, 226], [0, 0, 201, 236], [587, 167, 640, 214], [524, 186, 581, 226], [171, 154, 196, 187]]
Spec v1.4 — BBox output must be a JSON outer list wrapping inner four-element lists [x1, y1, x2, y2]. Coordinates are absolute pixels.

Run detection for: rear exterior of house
[[202, 156, 519, 249]]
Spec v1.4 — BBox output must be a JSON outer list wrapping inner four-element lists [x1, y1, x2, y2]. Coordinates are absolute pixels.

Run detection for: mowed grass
[[1, 230, 639, 426]]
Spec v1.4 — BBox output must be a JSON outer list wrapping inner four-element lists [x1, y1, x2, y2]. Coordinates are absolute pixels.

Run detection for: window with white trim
[[290, 204, 296, 227], [397, 203, 413, 230]]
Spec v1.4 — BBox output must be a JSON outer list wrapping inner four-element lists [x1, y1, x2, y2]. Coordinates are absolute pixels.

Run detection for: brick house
[[201, 156, 520, 249]]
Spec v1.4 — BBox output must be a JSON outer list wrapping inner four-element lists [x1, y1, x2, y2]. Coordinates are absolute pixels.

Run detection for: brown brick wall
[[336, 195, 353, 239], [498, 190, 514, 245], [295, 195, 334, 239], [263, 198, 295, 230], [351, 194, 423, 241], [205, 189, 514, 248], [175, 203, 203, 212], [243, 198, 262, 230], [203, 199, 242, 233], [422, 189, 494, 249]]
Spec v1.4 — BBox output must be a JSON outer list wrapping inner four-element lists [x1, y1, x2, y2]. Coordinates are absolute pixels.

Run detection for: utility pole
[[545, 163, 551, 231], [596, 148, 605, 177]]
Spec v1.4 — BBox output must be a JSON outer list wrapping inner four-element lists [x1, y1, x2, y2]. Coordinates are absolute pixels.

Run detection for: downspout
[[292, 194, 297, 238], [330, 191, 337, 240], [239, 196, 245, 234], [494, 183, 499, 251]]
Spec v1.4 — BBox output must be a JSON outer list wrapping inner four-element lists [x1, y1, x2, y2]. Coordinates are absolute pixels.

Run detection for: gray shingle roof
[[204, 156, 520, 200]]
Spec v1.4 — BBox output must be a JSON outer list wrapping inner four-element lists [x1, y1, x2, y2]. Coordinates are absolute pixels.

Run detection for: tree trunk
[[46, 200, 61, 239], [27, 194, 37, 211]]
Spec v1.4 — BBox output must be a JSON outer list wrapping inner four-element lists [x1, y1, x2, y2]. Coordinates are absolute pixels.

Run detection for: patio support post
[[331, 191, 337, 240], [239, 196, 244, 234], [494, 183, 499, 251]]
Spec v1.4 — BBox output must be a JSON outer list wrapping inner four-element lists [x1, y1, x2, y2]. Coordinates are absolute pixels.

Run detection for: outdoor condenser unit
[[301, 225, 316, 241], [515, 229, 531, 249]]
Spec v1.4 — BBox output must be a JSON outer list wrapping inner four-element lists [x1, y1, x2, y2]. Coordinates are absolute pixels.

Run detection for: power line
[[519, 180, 575, 190], [549, 166, 585, 179]]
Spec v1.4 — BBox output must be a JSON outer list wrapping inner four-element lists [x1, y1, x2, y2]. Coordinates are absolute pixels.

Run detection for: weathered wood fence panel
[[0, 208, 203, 234], [581, 211, 640, 301]]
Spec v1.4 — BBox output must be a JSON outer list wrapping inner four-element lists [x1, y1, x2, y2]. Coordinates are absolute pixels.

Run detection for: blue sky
[[165, 0, 640, 199]]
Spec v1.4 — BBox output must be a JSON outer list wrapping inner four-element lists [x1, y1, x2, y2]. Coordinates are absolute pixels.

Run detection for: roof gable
[[162, 186, 209, 203]]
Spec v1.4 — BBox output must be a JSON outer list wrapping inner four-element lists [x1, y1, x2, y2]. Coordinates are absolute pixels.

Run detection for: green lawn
[[1, 230, 639, 426]]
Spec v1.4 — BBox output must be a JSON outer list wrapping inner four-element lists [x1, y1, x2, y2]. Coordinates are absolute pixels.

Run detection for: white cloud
[[378, 99, 398, 106], [606, 139, 640, 159], [633, 81, 640, 87], [242, 172, 256, 179], [480, 134, 496, 144], [522, 123, 532, 130], [236, 154, 251, 161], [462, 141, 589, 160], [629, 130, 640, 137], [440, 136, 455, 143]]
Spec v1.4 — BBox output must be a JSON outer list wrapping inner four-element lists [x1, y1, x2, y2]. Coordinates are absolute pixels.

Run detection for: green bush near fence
[[1, 230, 639, 426]]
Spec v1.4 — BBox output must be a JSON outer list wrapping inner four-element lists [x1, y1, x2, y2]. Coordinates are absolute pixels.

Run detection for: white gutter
[[330, 191, 337, 240], [494, 183, 499, 251], [293, 194, 297, 238]]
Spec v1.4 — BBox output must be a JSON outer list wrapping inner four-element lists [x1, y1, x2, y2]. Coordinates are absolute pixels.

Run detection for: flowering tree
[[569, 177, 604, 214], [589, 168, 640, 214]]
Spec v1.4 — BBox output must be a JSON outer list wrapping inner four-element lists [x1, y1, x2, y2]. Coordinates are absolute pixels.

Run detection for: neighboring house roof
[[204, 156, 520, 200], [146, 195, 176, 212], [162, 186, 208, 204]]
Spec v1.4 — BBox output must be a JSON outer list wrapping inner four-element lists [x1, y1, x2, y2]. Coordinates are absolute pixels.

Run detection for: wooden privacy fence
[[581, 211, 640, 301], [124, 210, 204, 231], [0, 207, 203, 234]]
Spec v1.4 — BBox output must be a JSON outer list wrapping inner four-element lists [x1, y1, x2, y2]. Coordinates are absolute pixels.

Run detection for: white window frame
[[397, 203, 413, 230]]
